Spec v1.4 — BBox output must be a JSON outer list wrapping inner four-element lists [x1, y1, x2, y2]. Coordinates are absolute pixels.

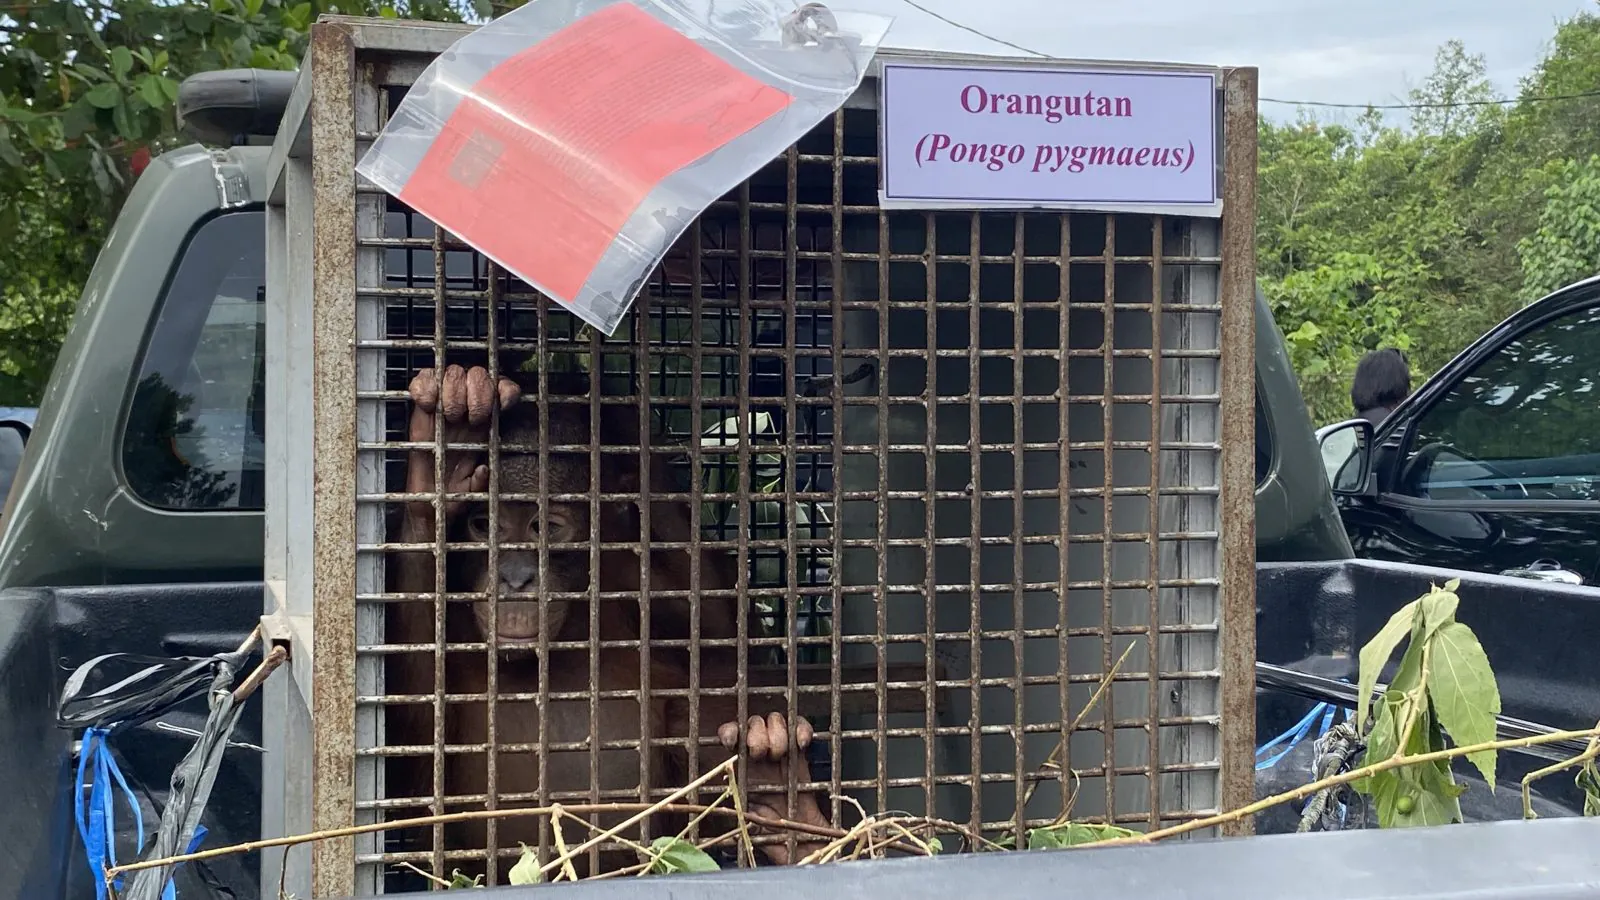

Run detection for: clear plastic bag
[[357, 0, 892, 336]]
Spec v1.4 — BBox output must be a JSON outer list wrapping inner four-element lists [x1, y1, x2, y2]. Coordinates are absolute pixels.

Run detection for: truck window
[[0, 422, 25, 507], [1396, 303, 1600, 503], [121, 210, 266, 511]]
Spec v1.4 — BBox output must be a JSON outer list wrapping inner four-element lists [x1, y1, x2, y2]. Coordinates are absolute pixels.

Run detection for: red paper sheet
[[400, 2, 793, 302]]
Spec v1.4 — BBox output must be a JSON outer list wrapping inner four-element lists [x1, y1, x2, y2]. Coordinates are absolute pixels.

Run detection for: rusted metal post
[[307, 19, 360, 898], [1217, 65, 1261, 834]]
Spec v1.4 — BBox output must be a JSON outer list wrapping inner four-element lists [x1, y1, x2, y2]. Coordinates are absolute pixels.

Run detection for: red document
[[399, 2, 794, 303]]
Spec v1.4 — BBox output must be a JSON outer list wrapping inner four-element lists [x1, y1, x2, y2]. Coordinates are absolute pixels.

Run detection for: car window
[[0, 423, 26, 509], [122, 210, 266, 511], [1397, 303, 1600, 503]]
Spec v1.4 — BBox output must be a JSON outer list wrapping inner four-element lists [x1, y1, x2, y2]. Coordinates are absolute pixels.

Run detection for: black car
[[1319, 274, 1600, 585]]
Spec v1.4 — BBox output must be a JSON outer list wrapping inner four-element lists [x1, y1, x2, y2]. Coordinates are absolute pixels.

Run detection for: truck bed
[[0, 560, 1593, 899], [0, 583, 262, 900], [1254, 559, 1599, 830]]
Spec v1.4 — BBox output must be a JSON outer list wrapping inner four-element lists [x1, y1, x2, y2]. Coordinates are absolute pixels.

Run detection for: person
[[1350, 347, 1411, 427]]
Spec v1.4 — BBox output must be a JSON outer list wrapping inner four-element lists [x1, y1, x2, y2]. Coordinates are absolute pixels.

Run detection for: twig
[[548, 807, 580, 882], [726, 760, 758, 868], [1018, 643, 1135, 818], [883, 820, 937, 856], [1087, 724, 1600, 849], [232, 625, 264, 658], [633, 787, 733, 878], [397, 861, 453, 888], [232, 644, 287, 703], [104, 796, 841, 882], [553, 805, 657, 860], [797, 815, 877, 865], [1391, 642, 1431, 746], [537, 758, 736, 879], [1521, 718, 1600, 819]]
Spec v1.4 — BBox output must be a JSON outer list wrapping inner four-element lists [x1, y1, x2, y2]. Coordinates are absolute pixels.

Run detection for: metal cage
[[263, 18, 1257, 898]]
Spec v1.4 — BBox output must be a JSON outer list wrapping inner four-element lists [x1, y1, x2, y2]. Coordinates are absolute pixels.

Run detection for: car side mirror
[[1316, 418, 1375, 496]]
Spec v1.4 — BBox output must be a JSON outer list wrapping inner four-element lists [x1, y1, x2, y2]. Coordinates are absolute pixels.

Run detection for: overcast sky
[[862, 0, 1594, 122]]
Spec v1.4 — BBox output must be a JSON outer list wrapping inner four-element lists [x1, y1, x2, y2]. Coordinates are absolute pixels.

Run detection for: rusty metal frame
[[267, 17, 1258, 896], [1216, 66, 1259, 832]]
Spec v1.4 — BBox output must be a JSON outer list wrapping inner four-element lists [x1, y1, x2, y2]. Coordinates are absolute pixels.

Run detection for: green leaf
[[1025, 821, 1140, 850], [285, 2, 313, 29], [646, 836, 720, 874], [183, 9, 213, 33], [1369, 767, 1462, 828], [379, 4, 399, 16], [111, 100, 138, 142], [158, 77, 181, 104], [508, 843, 543, 885], [84, 83, 122, 110], [1418, 583, 1459, 641], [1577, 759, 1599, 817], [152, 50, 170, 72], [1357, 598, 1419, 730], [138, 75, 168, 109], [74, 63, 111, 83], [1367, 713, 1464, 828], [0, 129, 23, 168], [61, 104, 94, 141], [0, 105, 39, 125], [110, 46, 134, 80], [472, 0, 495, 18], [1427, 621, 1501, 789], [444, 869, 482, 888], [1353, 690, 1405, 793], [246, 0, 265, 16]]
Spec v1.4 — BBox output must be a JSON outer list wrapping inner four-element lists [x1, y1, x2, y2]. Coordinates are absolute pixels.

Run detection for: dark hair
[[1351, 348, 1411, 414]]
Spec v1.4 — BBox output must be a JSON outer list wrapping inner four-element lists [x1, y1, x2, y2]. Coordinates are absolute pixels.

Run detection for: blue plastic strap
[[159, 825, 209, 900], [1255, 702, 1324, 771], [74, 728, 145, 900]]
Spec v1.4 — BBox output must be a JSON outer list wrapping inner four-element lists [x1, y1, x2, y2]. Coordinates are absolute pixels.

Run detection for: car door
[[1340, 286, 1600, 583]]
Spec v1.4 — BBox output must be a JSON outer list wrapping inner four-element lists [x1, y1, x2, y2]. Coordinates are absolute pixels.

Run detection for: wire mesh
[[336, 61, 1235, 894]]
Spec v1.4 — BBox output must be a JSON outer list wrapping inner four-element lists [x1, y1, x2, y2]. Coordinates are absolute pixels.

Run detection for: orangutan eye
[[466, 513, 490, 537]]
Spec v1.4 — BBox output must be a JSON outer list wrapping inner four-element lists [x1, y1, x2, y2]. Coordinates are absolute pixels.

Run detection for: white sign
[[879, 62, 1221, 215]]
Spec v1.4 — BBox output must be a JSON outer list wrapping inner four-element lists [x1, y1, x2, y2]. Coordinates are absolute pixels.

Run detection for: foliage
[[644, 836, 721, 874], [1025, 822, 1139, 850], [507, 842, 543, 885], [1516, 155, 1600, 302], [1352, 579, 1502, 827], [1257, 12, 1600, 425], [1580, 759, 1600, 816]]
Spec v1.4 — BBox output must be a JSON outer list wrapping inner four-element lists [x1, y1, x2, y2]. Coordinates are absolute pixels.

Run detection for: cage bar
[[263, 20, 1256, 897]]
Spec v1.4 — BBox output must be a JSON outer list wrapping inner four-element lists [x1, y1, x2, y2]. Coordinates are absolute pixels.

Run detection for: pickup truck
[[0, 65, 1593, 900]]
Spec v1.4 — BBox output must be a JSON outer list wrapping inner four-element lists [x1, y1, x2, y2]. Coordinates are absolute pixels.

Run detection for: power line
[[891, 0, 1600, 113], [894, 0, 1050, 59], [1260, 90, 1600, 109]]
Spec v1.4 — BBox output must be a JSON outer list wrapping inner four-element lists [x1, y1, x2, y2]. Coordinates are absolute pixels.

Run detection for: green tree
[[1517, 155, 1600, 302], [1251, 14, 1600, 425]]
